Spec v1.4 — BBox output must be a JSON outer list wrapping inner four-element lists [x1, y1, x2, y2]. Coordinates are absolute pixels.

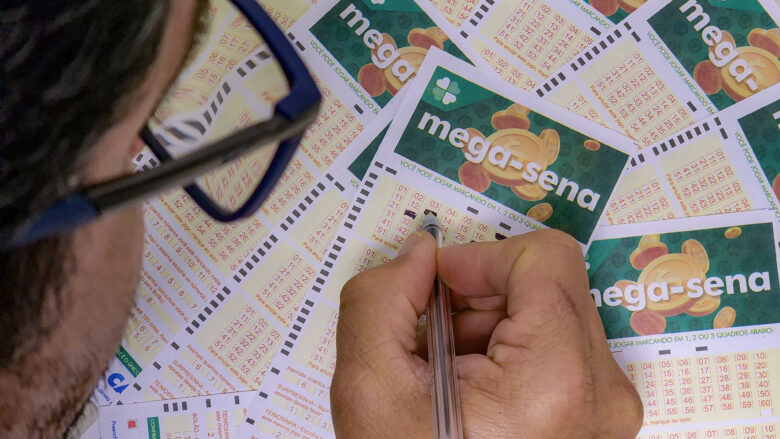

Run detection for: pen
[[421, 212, 463, 439]]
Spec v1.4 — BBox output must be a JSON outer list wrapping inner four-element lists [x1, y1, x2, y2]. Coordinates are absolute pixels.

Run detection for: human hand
[[330, 229, 643, 438]]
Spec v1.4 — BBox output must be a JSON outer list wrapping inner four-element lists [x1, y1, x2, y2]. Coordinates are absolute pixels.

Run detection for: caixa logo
[[108, 373, 129, 394]]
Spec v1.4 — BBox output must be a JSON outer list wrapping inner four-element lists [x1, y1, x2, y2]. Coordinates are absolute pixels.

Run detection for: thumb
[[336, 230, 436, 371], [331, 231, 436, 437]]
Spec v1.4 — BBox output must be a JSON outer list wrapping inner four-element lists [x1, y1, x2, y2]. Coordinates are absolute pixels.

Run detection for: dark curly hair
[[0, 0, 171, 366]]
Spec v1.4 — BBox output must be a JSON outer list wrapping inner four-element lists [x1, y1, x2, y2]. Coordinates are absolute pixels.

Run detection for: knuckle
[[340, 269, 377, 304], [541, 361, 595, 416], [613, 376, 645, 435], [534, 228, 582, 252], [331, 366, 373, 417]]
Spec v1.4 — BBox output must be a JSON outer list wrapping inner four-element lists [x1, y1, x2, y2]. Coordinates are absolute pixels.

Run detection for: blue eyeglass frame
[[6, 0, 321, 249]]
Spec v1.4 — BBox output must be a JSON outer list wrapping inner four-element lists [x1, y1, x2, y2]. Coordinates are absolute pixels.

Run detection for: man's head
[[0, 1, 207, 435]]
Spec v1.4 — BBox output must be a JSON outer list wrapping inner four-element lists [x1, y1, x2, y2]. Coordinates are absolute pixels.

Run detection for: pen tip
[[422, 212, 439, 228]]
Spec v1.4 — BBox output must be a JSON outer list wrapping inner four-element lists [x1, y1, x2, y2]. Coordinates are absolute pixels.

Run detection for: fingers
[[332, 232, 436, 438], [451, 293, 506, 313], [337, 231, 436, 364], [438, 230, 644, 438], [438, 229, 590, 330], [452, 309, 505, 355], [415, 309, 506, 359]]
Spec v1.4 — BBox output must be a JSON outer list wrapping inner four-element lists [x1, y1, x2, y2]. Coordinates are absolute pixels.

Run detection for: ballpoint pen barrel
[[422, 215, 463, 439]]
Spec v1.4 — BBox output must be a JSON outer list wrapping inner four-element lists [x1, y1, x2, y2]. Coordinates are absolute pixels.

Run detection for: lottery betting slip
[[284, 0, 477, 116], [589, 211, 780, 437], [233, 49, 635, 438], [457, 0, 612, 85], [98, 391, 252, 439], [104, 95, 404, 408], [605, 84, 780, 224], [601, 83, 780, 225], [465, 0, 780, 147], [78, 0, 780, 438], [91, 0, 461, 407]]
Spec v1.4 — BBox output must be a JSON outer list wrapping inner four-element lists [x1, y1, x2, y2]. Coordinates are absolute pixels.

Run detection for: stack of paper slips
[[88, 0, 780, 437]]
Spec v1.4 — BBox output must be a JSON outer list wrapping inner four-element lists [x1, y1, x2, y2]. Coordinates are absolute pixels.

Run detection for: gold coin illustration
[[694, 60, 723, 95], [491, 109, 531, 130], [425, 27, 449, 46], [638, 234, 661, 250], [527, 202, 553, 222], [630, 309, 666, 336], [508, 103, 531, 116], [713, 306, 736, 329], [715, 30, 736, 53], [466, 127, 486, 143], [512, 180, 549, 201], [614, 279, 637, 308], [724, 227, 742, 239], [720, 46, 780, 101], [459, 161, 491, 193], [617, 0, 646, 13], [539, 129, 560, 165], [371, 32, 396, 58], [685, 294, 721, 316], [773, 174, 780, 201], [408, 27, 444, 51], [382, 46, 427, 95], [583, 139, 601, 151], [638, 254, 704, 316], [748, 28, 780, 57], [681, 239, 709, 272], [590, 0, 618, 16], [483, 129, 547, 185], [629, 242, 669, 270], [358, 63, 386, 97]]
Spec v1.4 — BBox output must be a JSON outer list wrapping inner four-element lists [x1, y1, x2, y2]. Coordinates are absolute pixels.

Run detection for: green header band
[[147, 417, 161, 439], [116, 346, 142, 378]]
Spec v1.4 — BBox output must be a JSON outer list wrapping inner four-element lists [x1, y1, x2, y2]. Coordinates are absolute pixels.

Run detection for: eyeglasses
[[6, 0, 320, 248]]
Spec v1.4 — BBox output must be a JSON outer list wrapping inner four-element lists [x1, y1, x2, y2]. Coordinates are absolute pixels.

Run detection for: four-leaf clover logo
[[433, 77, 459, 105]]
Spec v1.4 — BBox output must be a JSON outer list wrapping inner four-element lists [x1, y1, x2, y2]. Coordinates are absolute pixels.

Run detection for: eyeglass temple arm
[[7, 1, 321, 248], [7, 106, 318, 249]]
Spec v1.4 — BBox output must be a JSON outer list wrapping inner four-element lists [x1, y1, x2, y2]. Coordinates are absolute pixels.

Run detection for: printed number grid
[[159, 191, 268, 276], [626, 350, 779, 427], [582, 42, 696, 147], [481, 0, 595, 78], [605, 179, 676, 224], [247, 246, 316, 328], [155, 4, 262, 120], [261, 157, 317, 225], [308, 309, 338, 377], [351, 246, 393, 278], [140, 247, 200, 329], [201, 302, 283, 389], [144, 202, 222, 295], [362, 176, 500, 253], [287, 303, 341, 379], [636, 422, 778, 439], [662, 148, 753, 217], [144, 354, 234, 400], [274, 366, 333, 432], [547, 83, 612, 128], [473, 39, 538, 90], [299, 76, 364, 171], [430, 0, 480, 28], [299, 199, 350, 263], [125, 298, 168, 366], [261, 3, 303, 30]]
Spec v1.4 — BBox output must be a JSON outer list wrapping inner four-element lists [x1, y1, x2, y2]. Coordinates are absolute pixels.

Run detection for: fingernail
[[398, 231, 422, 256]]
